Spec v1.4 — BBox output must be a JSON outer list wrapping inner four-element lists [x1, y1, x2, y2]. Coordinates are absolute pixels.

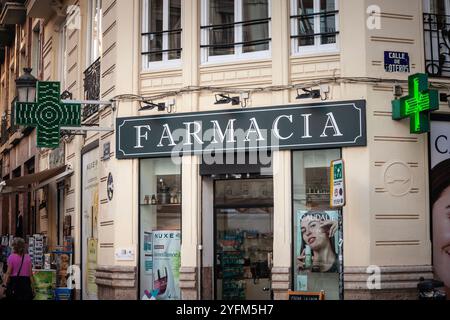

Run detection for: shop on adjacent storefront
[[117, 100, 367, 300]]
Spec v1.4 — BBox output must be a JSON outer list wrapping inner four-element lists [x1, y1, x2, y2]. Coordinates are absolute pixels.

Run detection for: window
[[201, 0, 271, 63], [139, 158, 182, 300], [424, 0, 450, 76], [31, 24, 42, 78], [141, 0, 182, 70], [292, 149, 343, 300], [291, 0, 339, 55], [88, 0, 102, 65]]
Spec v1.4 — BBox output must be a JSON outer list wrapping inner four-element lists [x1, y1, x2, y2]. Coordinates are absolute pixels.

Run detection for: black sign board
[[116, 100, 366, 159], [288, 291, 325, 301], [384, 51, 410, 73]]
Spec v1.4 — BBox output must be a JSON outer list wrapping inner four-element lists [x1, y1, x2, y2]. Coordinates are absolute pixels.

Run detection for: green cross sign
[[334, 163, 343, 180], [15, 81, 81, 148], [392, 73, 439, 134]]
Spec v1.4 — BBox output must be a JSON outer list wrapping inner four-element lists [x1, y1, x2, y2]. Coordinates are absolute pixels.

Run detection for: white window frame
[[423, 0, 450, 13], [141, 0, 182, 71], [59, 23, 68, 90], [87, 0, 102, 66], [290, 0, 339, 56], [201, 0, 272, 65], [31, 23, 42, 79]]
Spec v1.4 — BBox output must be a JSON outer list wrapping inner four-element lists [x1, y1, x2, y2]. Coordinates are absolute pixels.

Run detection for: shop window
[[290, 0, 339, 56], [141, 0, 182, 70], [139, 158, 182, 300], [201, 0, 271, 64], [292, 149, 342, 300]]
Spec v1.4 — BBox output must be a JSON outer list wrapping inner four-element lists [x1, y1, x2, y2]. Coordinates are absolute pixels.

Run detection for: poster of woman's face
[[431, 121, 450, 290], [296, 211, 341, 274]]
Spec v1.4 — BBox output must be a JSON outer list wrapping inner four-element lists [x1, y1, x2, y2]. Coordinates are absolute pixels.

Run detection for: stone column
[[272, 151, 292, 300], [180, 156, 201, 300]]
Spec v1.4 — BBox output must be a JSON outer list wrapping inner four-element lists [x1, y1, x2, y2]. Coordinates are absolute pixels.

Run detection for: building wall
[[1, 0, 443, 300]]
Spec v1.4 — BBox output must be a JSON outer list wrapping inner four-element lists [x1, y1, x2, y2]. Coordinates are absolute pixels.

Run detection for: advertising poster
[[295, 210, 342, 300], [87, 238, 98, 297], [82, 148, 99, 300], [430, 121, 450, 293], [33, 270, 56, 300], [144, 232, 153, 276], [152, 231, 181, 300]]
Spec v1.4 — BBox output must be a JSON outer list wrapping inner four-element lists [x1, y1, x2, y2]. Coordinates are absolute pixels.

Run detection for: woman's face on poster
[[433, 185, 450, 287], [301, 217, 329, 251]]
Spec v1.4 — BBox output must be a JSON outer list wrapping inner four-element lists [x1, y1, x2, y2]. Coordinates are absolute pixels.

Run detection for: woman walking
[[2, 238, 34, 300]]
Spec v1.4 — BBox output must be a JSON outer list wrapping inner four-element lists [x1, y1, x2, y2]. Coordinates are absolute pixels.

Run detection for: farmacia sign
[[116, 100, 366, 159]]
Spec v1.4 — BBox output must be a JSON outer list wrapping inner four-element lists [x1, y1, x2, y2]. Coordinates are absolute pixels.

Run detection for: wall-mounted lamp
[[215, 94, 240, 106], [296, 88, 321, 100], [393, 85, 403, 99], [440, 92, 450, 108], [139, 101, 167, 112], [15, 68, 37, 103], [61, 90, 73, 100]]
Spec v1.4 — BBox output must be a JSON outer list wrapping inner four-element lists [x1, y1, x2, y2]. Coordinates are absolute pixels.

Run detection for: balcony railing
[[424, 13, 450, 77], [83, 58, 100, 120]]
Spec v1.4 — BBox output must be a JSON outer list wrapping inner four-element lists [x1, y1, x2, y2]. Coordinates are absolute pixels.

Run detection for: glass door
[[214, 178, 273, 300]]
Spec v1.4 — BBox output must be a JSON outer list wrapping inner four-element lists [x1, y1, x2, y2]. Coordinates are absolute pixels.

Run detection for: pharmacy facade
[[2, 0, 450, 300]]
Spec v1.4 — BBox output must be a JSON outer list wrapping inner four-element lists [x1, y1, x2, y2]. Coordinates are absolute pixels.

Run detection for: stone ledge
[[345, 289, 418, 300], [179, 272, 197, 281], [344, 265, 433, 274], [345, 272, 434, 282], [180, 266, 197, 274], [96, 265, 137, 273], [96, 271, 135, 280], [272, 267, 290, 274], [272, 282, 290, 290], [179, 280, 197, 289], [95, 278, 136, 288], [272, 274, 290, 282]]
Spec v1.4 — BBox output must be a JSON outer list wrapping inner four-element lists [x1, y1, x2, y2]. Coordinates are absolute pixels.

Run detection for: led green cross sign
[[392, 73, 438, 134], [15, 81, 81, 148]]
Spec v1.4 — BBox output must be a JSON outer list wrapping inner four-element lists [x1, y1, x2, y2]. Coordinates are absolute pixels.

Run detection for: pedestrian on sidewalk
[[2, 238, 34, 301]]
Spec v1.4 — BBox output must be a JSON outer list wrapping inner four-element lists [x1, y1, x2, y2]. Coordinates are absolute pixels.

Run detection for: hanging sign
[[117, 100, 367, 159], [15, 81, 81, 149], [392, 73, 439, 134], [384, 51, 410, 73], [330, 159, 345, 208]]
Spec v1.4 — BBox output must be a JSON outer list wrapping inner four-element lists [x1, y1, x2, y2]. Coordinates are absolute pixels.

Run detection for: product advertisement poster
[[152, 231, 181, 300], [430, 121, 450, 292], [295, 210, 342, 300], [33, 270, 56, 301], [81, 147, 99, 300]]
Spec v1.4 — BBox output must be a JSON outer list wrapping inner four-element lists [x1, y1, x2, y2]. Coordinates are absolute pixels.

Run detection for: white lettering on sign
[[134, 125, 152, 149], [301, 114, 313, 138], [184, 122, 204, 145], [273, 115, 294, 140], [157, 124, 176, 147], [244, 118, 265, 142], [211, 119, 237, 144], [320, 113, 343, 137]]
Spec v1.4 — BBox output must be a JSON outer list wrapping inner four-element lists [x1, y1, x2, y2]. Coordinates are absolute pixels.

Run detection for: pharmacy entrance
[[213, 176, 273, 300], [200, 152, 274, 301]]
